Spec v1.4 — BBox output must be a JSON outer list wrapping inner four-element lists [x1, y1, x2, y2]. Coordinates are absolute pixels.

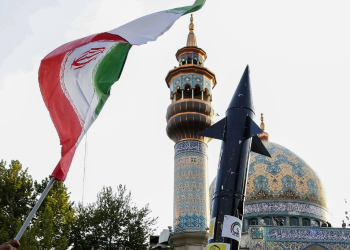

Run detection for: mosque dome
[[209, 114, 329, 229], [245, 140, 326, 207]]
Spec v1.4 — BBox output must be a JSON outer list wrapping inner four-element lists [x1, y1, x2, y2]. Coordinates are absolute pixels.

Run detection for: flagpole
[[14, 177, 56, 241]]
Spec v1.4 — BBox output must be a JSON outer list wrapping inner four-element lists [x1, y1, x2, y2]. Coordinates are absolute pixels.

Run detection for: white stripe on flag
[[63, 41, 116, 140], [110, 11, 183, 45]]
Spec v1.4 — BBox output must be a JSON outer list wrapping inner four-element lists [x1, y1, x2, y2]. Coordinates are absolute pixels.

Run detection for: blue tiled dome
[[246, 141, 326, 207], [210, 140, 327, 209]]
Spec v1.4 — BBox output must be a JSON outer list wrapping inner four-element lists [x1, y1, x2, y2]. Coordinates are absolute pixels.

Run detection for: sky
[[1, 0, 350, 234]]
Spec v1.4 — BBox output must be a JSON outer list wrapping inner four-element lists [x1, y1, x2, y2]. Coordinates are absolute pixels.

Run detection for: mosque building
[[151, 15, 350, 250]]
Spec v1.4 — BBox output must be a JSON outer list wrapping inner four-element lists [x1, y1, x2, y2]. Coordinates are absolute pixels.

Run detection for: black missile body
[[199, 66, 271, 250]]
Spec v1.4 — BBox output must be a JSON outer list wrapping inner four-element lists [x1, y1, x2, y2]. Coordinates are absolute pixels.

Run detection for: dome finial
[[260, 113, 265, 131], [186, 14, 197, 47], [258, 113, 269, 141]]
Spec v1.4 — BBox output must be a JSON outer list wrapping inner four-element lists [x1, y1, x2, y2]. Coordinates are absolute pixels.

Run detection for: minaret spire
[[258, 113, 269, 141], [186, 14, 197, 47], [260, 113, 265, 131]]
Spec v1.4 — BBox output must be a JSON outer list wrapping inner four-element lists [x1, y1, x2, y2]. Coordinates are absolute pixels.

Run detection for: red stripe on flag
[[39, 53, 82, 181], [44, 33, 129, 60]]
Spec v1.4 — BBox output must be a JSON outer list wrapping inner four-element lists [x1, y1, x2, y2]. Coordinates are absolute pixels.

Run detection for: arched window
[[262, 217, 272, 226], [198, 56, 204, 66], [248, 218, 258, 226], [183, 85, 192, 99], [290, 217, 299, 226], [175, 88, 182, 100], [193, 85, 202, 100], [193, 57, 198, 65], [203, 88, 211, 102], [302, 218, 311, 226]]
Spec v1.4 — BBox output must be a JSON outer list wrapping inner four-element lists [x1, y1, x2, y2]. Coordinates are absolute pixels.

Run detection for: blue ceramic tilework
[[252, 227, 264, 239], [266, 242, 350, 250], [173, 141, 209, 232], [244, 201, 328, 219], [266, 164, 282, 176], [281, 175, 296, 190], [175, 140, 207, 156], [250, 226, 350, 250], [267, 227, 350, 243], [210, 181, 328, 220], [251, 241, 264, 250], [253, 175, 270, 191], [169, 74, 212, 94], [247, 141, 327, 207]]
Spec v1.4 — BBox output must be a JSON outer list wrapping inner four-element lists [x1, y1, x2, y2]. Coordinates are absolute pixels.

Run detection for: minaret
[[165, 15, 217, 250]]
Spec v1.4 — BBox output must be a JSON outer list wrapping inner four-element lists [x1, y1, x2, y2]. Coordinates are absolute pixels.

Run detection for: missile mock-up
[[199, 65, 271, 250]]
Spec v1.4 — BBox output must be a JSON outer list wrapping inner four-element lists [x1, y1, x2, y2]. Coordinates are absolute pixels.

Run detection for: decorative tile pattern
[[250, 226, 350, 250], [247, 141, 327, 207], [251, 241, 264, 250], [266, 242, 350, 250], [244, 201, 328, 219], [251, 227, 264, 239], [175, 140, 208, 156], [173, 140, 209, 232], [170, 74, 212, 94], [267, 228, 350, 242], [210, 189, 328, 222]]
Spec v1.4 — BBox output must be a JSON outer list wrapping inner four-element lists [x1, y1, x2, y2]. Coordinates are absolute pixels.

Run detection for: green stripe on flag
[[94, 42, 132, 115], [165, 0, 206, 15], [183, 0, 206, 15]]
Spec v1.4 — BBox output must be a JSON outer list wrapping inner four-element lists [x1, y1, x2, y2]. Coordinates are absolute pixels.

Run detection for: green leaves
[[0, 161, 157, 249], [0, 160, 35, 243], [70, 185, 158, 250], [0, 160, 75, 249]]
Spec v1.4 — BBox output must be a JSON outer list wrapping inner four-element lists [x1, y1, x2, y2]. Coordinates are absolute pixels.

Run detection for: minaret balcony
[[166, 99, 214, 143]]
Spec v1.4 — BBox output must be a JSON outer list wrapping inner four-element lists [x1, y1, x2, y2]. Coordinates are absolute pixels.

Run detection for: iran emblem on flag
[[70, 47, 106, 70]]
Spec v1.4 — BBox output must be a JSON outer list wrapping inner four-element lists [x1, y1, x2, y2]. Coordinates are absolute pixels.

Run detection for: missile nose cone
[[228, 65, 255, 113]]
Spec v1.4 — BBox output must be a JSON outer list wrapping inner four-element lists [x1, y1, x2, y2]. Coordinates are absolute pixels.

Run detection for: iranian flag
[[39, 0, 205, 181]]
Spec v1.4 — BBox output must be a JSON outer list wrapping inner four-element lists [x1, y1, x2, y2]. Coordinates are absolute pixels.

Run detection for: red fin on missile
[[197, 117, 226, 140], [251, 135, 271, 157]]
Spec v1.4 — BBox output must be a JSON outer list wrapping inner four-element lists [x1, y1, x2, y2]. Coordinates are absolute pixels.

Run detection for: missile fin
[[251, 135, 272, 157], [197, 117, 226, 140], [244, 116, 263, 139]]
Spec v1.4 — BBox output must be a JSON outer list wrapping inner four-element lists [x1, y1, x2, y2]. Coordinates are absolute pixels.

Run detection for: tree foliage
[[0, 160, 35, 242], [1, 161, 157, 249], [70, 185, 157, 250], [0, 160, 76, 249]]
